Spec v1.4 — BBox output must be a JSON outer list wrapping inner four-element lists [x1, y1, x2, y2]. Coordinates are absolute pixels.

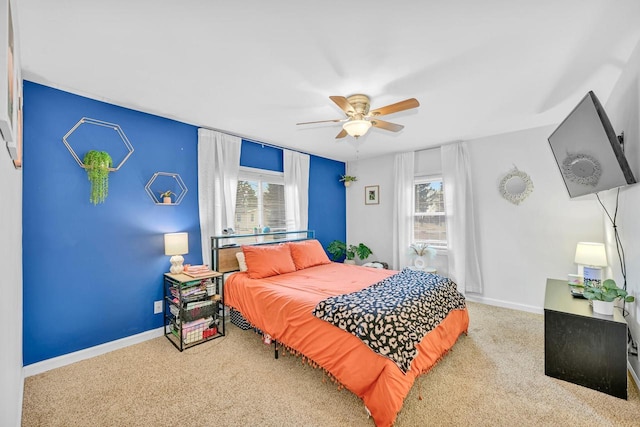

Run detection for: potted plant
[[583, 279, 635, 315], [339, 175, 357, 187], [327, 240, 372, 264], [83, 150, 112, 205], [348, 243, 373, 264], [160, 190, 175, 204], [409, 242, 436, 269]]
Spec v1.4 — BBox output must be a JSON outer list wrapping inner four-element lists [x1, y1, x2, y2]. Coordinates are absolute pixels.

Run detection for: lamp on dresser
[[574, 242, 608, 287], [164, 232, 188, 274]]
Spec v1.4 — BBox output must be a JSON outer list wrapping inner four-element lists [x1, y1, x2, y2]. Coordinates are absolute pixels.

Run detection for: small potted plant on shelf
[[339, 175, 357, 187], [583, 279, 634, 316], [83, 150, 112, 205], [160, 190, 175, 204], [327, 240, 372, 264]]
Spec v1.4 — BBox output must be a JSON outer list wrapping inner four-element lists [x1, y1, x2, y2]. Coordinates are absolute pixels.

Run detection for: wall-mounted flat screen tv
[[548, 91, 636, 198]]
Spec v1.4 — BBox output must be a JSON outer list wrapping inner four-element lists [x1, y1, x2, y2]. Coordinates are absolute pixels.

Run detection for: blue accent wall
[[240, 140, 284, 172], [308, 155, 346, 250], [22, 81, 345, 364]]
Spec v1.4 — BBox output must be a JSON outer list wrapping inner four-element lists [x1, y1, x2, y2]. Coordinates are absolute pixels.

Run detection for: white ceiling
[[16, 0, 640, 162]]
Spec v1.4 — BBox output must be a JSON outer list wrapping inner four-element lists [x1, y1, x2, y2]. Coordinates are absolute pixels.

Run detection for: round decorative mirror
[[561, 153, 601, 186], [499, 168, 534, 205]]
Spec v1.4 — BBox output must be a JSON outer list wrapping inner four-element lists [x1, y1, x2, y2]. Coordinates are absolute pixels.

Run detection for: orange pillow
[[288, 239, 332, 270], [242, 244, 296, 279]]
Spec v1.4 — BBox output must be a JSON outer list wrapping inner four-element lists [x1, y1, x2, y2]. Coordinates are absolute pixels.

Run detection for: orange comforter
[[225, 263, 469, 427]]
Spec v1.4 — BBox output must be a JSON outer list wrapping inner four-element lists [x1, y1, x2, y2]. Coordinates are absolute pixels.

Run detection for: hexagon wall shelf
[[62, 117, 134, 171], [145, 172, 188, 205]]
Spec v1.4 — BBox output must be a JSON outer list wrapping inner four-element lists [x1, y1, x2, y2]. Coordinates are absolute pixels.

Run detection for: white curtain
[[392, 151, 415, 270], [197, 129, 241, 267], [284, 150, 310, 231], [441, 142, 483, 294]]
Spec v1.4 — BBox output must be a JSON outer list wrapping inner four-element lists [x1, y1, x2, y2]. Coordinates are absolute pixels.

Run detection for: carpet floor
[[22, 302, 640, 426]]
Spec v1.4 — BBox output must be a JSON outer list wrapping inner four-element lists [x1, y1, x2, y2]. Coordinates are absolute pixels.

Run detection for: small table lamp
[[165, 232, 188, 274], [574, 242, 608, 287]]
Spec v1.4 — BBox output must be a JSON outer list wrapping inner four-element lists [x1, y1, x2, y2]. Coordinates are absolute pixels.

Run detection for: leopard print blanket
[[312, 268, 466, 374]]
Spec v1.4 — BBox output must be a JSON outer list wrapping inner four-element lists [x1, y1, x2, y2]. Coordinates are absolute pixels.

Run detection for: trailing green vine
[[83, 150, 112, 205]]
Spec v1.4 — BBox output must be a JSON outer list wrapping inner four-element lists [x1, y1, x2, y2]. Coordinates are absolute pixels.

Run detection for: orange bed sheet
[[225, 263, 469, 427]]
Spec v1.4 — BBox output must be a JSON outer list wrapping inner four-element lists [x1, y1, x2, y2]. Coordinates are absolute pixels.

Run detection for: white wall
[[346, 155, 395, 265], [467, 126, 603, 311], [347, 124, 605, 312], [604, 39, 640, 343], [0, 155, 23, 426], [346, 149, 450, 273]]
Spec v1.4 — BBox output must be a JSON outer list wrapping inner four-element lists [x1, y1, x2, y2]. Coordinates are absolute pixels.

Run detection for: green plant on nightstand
[[327, 240, 372, 264], [583, 279, 634, 302], [583, 279, 634, 315], [83, 150, 112, 205]]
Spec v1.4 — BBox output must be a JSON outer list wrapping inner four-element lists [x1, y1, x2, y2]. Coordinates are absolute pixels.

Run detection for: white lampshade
[[164, 232, 188, 274], [574, 242, 607, 267], [343, 120, 372, 138], [164, 232, 189, 256]]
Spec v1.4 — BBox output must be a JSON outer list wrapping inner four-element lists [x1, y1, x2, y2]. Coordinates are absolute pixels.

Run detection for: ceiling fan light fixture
[[343, 120, 372, 138]]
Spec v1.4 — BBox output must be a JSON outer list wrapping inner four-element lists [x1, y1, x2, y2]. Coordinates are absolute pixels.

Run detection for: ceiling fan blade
[[335, 128, 348, 139], [296, 118, 343, 125], [368, 98, 420, 117], [329, 96, 355, 115], [371, 119, 404, 132]]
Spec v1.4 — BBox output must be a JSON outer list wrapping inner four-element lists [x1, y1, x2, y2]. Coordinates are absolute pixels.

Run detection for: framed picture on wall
[[365, 185, 379, 205], [0, 0, 21, 163]]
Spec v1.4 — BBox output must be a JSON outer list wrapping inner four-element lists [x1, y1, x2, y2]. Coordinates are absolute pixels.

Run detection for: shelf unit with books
[[163, 270, 224, 351]]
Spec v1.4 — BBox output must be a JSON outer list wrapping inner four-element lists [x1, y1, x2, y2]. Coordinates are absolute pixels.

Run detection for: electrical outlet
[[154, 300, 163, 314]]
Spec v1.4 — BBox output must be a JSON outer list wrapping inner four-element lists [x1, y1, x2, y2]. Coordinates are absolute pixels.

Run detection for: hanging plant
[[83, 150, 113, 205], [339, 175, 357, 187]]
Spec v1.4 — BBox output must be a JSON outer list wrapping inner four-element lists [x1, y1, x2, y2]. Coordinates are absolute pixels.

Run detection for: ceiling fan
[[296, 94, 420, 139]]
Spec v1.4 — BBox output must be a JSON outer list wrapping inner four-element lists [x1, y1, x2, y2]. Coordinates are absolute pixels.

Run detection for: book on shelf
[[183, 269, 215, 278], [186, 300, 213, 309]]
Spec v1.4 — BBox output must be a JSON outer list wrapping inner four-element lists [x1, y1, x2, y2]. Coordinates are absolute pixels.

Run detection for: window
[[235, 167, 286, 234], [413, 176, 447, 249]]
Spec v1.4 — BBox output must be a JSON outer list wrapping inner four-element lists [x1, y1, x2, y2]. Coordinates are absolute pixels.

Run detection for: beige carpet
[[22, 302, 640, 426]]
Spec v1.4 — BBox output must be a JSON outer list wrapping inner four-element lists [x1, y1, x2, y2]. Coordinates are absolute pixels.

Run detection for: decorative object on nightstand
[[574, 242, 607, 287], [409, 242, 436, 269], [583, 278, 634, 316], [165, 232, 188, 274], [326, 240, 372, 264]]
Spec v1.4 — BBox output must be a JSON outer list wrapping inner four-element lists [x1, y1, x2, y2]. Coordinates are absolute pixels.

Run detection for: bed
[[215, 235, 469, 427]]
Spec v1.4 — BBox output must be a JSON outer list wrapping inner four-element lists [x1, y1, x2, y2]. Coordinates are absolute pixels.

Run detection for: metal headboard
[[211, 230, 315, 274]]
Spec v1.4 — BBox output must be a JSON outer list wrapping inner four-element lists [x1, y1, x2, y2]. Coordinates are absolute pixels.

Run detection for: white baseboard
[[628, 361, 639, 390], [465, 294, 543, 315], [23, 327, 164, 377]]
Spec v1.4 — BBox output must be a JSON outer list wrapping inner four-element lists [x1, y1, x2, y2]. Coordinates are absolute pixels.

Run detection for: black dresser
[[544, 278, 628, 399]]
